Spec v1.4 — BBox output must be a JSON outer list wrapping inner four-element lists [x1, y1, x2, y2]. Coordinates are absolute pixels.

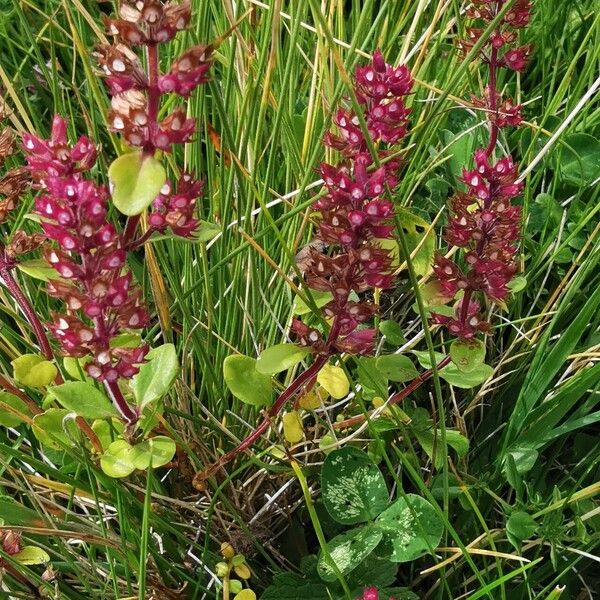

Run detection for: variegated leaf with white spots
[[317, 525, 383, 582], [321, 446, 389, 524], [375, 494, 443, 562]]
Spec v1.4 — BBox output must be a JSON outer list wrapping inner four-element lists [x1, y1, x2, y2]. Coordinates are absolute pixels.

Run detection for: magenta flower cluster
[[431, 0, 532, 339], [23, 116, 149, 382], [99, 0, 211, 240], [293, 50, 413, 355], [358, 587, 395, 600]]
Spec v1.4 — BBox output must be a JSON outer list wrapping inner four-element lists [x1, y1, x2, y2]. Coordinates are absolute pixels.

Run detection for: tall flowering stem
[[196, 51, 414, 480], [98, 0, 212, 244], [431, 0, 532, 338], [23, 117, 147, 423]]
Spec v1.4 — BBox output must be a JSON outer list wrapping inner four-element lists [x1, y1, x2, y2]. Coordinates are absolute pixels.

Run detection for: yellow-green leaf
[[233, 591, 256, 600], [282, 411, 304, 444], [12, 546, 50, 565], [396, 207, 435, 276], [12, 354, 57, 388], [317, 363, 349, 399], [108, 151, 166, 216]]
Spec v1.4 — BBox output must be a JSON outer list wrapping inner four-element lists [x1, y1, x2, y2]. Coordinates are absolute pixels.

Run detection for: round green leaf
[[317, 525, 383, 582], [376, 354, 419, 383], [12, 546, 50, 565], [317, 363, 349, 399], [449, 339, 486, 373], [321, 446, 388, 525], [559, 133, 600, 185], [223, 355, 273, 407], [91, 418, 124, 452], [375, 494, 444, 562], [131, 343, 179, 409], [0, 392, 31, 428], [506, 511, 537, 543], [12, 354, 57, 388], [51, 381, 117, 419], [32, 409, 78, 450], [130, 436, 176, 470], [100, 439, 136, 478], [256, 343, 311, 375], [108, 151, 166, 216]]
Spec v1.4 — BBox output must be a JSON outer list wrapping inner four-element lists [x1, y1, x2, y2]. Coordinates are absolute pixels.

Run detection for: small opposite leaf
[[378, 320, 405, 346], [32, 409, 78, 450], [0, 392, 31, 427], [131, 343, 179, 409], [317, 363, 349, 399], [376, 494, 444, 562], [256, 343, 311, 375], [12, 354, 57, 388], [321, 446, 388, 525], [130, 436, 176, 470], [223, 355, 273, 407], [51, 381, 117, 419], [100, 439, 136, 478], [282, 411, 304, 444], [376, 354, 419, 383], [17, 259, 59, 282], [396, 208, 435, 276], [108, 151, 166, 216], [317, 526, 383, 582], [12, 546, 50, 565], [449, 339, 486, 373], [293, 290, 333, 315], [414, 350, 493, 388]]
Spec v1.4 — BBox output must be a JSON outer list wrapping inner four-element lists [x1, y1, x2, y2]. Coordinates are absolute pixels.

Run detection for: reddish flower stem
[[198, 316, 345, 479], [0, 250, 55, 362], [485, 45, 499, 157]]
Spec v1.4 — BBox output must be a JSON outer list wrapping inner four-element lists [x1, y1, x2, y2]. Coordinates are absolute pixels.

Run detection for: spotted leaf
[[321, 446, 388, 525], [375, 494, 443, 562], [317, 525, 383, 582]]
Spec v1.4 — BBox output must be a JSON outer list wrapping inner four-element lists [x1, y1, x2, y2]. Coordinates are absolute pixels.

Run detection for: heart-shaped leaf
[[317, 525, 383, 582], [12, 354, 57, 388], [51, 381, 117, 419], [108, 151, 166, 216], [223, 355, 273, 407], [375, 494, 443, 562], [131, 343, 179, 409], [321, 446, 388, 525], [130, 436, 176, 469], [256, 343, 311, 375], [100, 439, 136, 478]]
